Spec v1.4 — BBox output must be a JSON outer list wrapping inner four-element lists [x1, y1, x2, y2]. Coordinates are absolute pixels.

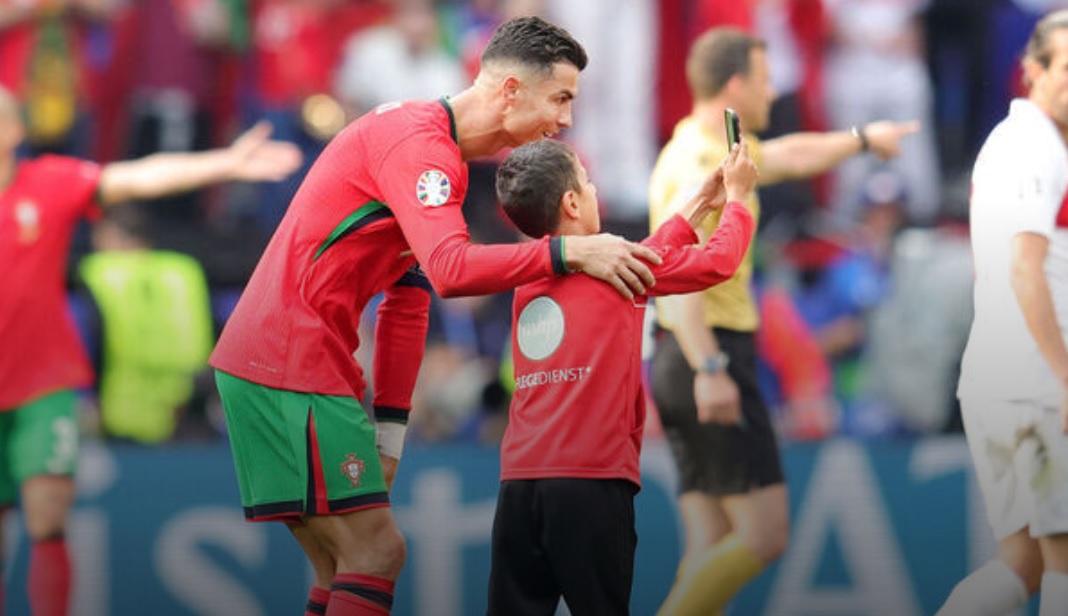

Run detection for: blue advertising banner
[[0, 438, 1036, 615]]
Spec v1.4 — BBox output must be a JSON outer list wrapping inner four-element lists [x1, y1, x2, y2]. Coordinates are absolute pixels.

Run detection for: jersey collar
[[437, 97, 458, 145]]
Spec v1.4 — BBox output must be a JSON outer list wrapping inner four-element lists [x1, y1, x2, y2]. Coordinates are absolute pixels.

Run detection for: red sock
[[305, 585, 330, 616], [325, 573, 394, 616], [29, 537, 70, 616]]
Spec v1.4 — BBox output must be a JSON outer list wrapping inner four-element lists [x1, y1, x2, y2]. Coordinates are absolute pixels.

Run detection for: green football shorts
[[0, 389, 81, 506], [215, 370, 389, 521]]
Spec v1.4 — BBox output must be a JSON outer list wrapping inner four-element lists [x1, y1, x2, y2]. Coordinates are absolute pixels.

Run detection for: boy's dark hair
[[1025, 10, 1068, 86], [481, 16, 588, 74], [497, 139, 581, 238], [686, 27, 766, 100]]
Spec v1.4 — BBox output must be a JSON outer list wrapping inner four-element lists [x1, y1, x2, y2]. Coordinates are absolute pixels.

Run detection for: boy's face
[[570, 156, 600, 235]]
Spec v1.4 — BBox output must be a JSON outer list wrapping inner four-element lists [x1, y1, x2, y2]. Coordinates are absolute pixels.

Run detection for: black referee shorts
[[487, 478, 638, 616], [650, 328, 785, 496]]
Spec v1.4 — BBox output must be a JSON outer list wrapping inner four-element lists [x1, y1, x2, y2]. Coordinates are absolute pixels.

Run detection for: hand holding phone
[[725, 108, 741, 146], [723, 140, 758, 203]]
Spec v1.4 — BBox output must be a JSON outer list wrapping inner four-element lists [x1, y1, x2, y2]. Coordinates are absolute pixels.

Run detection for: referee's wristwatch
[[698, 352, 730, 374]]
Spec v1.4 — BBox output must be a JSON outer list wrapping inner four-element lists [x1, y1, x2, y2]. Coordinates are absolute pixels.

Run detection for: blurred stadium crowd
[[7, 0, 1056, 446]]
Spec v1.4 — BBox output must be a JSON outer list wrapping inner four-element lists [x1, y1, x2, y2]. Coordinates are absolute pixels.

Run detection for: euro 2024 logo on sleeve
[[517, 296, 565, 361], [416, 169, 451, 207]]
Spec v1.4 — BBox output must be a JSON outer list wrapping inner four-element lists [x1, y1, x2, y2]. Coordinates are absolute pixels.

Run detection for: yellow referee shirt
[[649, 116, 761, 332]]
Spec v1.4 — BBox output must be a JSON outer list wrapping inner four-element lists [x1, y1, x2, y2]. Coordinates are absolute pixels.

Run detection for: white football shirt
[[959, 98, 1068, 403]]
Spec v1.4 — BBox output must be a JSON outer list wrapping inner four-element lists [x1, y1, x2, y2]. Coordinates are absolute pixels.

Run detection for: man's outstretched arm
[[96, 122, 302, 207], [759, 120, 919, 184]]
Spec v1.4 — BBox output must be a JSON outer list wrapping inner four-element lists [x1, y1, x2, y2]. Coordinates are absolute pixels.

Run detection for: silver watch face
[[701, 353, 729, 373]]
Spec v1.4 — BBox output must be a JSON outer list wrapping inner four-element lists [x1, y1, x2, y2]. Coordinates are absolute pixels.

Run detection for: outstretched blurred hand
[[226, 121, 304, 183], [864, 120, 921, 161]]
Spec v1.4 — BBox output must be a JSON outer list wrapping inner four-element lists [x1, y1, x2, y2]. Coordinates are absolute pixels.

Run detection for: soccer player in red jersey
[[487, 139, 757, 615], [0, 86, 301, 616], [209, 16, 662, 616]]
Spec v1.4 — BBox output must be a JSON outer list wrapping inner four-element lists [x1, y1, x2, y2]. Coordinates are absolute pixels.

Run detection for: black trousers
[[487, 478, 638, 616]]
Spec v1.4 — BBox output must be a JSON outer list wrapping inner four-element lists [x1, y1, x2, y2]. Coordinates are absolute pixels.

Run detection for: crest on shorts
[[416, 169, 451, 207], [340, 453, 366, 488]]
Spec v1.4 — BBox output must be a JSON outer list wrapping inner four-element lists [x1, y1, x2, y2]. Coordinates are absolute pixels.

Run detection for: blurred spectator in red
[[757, 282, 837, 441], [0, 0, 124, 157]]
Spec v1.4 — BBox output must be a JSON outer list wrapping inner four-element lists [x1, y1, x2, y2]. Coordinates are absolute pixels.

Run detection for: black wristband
[[550, 236, 569, 275], [851, 125, 870, 152], [374, 405, 410, 424]]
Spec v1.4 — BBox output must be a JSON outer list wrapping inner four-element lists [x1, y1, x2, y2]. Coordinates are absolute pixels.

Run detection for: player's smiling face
[[503, 62, 579, 146]]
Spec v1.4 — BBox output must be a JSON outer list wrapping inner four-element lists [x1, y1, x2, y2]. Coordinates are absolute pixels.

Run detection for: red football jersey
[[211, 100, 554, 403], [0, 156, 102, 409], [502, 204, 754, 486]]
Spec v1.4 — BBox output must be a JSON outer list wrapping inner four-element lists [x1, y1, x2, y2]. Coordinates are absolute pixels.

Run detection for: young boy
[[487, 138, 758, 615]]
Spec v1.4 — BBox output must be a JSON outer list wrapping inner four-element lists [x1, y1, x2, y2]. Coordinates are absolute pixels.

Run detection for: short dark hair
[[686, 27, 766, 100], [481, 16, 588, 74], [1025, 10, 1068, 85], [496, 140, 581, 238]]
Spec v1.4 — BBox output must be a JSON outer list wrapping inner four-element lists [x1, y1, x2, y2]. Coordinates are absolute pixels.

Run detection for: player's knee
[[763, 522, 789, 562], [371, 524, 407, 578], [23, 508, 68, 542], [21, 477, 75, 541], [335, 524, 406, 579], [744, 517, 788, 563]]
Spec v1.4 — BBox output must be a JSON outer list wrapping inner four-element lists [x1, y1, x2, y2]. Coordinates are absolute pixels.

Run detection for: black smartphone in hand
[[724, 108, 741, 146]]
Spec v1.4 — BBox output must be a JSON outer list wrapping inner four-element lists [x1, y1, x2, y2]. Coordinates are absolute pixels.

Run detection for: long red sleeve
[[642, 211, 700, 249], [645, 202, 755, 297], [423, 231, 555, 298], [376, 135, 555, 299], [372, 272, 431, 423]]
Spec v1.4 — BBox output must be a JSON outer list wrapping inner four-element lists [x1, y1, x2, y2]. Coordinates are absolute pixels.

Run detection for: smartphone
[[724, 108, 741, 146]]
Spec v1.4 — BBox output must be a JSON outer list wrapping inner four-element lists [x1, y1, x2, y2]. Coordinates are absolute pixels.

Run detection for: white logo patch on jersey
[[516, 296, 565, 361], [416, 169, 451, 207], [15, 200, 40, 244], [1016, 175, 1044, 200]]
